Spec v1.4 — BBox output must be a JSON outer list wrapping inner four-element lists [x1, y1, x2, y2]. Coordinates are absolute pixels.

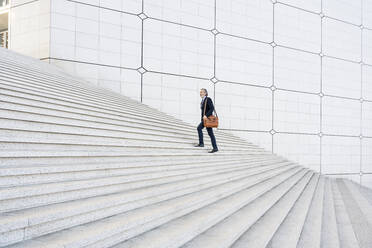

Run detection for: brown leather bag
[[203, 97, 219, 128]]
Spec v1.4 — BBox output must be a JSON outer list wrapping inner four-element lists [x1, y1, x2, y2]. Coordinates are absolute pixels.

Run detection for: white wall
[[9, 0, 50, 58], [8, 0, 372, 188]]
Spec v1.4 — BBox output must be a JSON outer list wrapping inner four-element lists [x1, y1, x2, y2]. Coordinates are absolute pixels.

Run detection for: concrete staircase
[[0, 47, 371, 248]]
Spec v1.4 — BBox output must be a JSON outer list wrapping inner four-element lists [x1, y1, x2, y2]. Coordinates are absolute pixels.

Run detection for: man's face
[[200, 90, 206, 98]]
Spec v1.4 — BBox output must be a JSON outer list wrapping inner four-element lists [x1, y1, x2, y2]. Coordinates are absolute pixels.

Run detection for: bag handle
[[203, 97, 218, 117]]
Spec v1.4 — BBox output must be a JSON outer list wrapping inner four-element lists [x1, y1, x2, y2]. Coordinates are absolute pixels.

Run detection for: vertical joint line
[[119, 1, 123, 94], [320, 58, 323, 134], [320, 0, 323, 174], [49, 0, 52, 62], [213, 0, 217, 109], [272, 3, 275, 42], [74, 2, 77, 62], [320, 137, 322, 174], [214, 0, 217, 29], [213, 83, 216, 106], [140, 74, 143, 103], [360, 0, 363, 180], [140, 19, 144, 67], [140, 6, 145, 103], [320, 17, 323, 54], [213, 35, 216, 76], [272, 46, 275, 131], [97, 0, 101, 85], [271, 1, 275, 154], [361, 0, 363, 27]]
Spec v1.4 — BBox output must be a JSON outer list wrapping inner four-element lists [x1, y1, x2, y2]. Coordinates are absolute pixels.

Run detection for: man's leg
[[207, 127, 218, 150], [197, 121, 204, 145]]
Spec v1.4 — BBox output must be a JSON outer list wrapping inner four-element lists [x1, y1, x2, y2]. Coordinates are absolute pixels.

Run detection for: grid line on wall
[[271, 1, 275, 152], [140, 0, 144, 103]]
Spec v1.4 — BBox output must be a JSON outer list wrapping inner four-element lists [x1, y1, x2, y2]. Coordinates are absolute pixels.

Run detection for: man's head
[[200, 88, 208, 98]]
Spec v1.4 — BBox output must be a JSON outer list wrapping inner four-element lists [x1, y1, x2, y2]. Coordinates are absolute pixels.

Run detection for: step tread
[[227, 172, 316, 248], [330, 179, 359, 248], [354, 181, 372, 206], [0, 163, 292, 215], [0, 157, 284, 187], [265, 173, 320, 248], [295, 176, 325, 248], [5, 166, 300, 248], [112, 167, 307, 248], [0, 160, 290, 200], [320, 178, 340, 248], [0, 162, 288, 238], [0, 154, 277, 173], [337, 179, 372, 247]]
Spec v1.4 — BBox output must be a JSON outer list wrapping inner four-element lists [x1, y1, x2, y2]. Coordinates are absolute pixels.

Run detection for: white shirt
[[200, 96, 207, 107]]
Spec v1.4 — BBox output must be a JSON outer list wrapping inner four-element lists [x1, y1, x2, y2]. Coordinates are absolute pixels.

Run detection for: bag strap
[[203, 97, 218, 117], [203, 97, 207, 116]]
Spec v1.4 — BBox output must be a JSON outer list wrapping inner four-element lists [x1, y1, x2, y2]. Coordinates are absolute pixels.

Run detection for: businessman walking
[[194, 88, 218, 153]]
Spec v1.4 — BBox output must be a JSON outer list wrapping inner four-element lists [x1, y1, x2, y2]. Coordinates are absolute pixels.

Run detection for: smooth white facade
[[7, 0, 372, 188]]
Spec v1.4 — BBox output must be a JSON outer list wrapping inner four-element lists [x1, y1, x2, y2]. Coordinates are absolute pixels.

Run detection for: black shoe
[[208, 148, 218, 153], [194, 144, 204, 147]]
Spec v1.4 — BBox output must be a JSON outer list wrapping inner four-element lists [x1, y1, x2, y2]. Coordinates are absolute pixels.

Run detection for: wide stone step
[[264, 173, 320, 248], [0, 159, 289, 202], [0, 151, 270, 168], [330, 179, 359, 248], [6, 165, 302, 248], [0, 154, 279, 176], [0, 144, 268, 159], [352, 181, 372, 206], [0, 160, 292, 213], [0, 162, 291, 246], [296, 176, 325, 248], [321, 178, 340, 248], [0, 157, 283, 186], [223, 172, 316, 248], [337, 179, 372, 247], [112, 167, 308, 248], [1, 139, 254, 157], [0, 122, 256, 150]]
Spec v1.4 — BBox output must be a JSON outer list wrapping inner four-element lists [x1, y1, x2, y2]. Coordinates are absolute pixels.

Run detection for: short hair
[[200, 88, 208, 96]]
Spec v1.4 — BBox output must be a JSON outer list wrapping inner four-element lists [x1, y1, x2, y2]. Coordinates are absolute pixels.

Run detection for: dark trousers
[[197, 121, 218, 150]]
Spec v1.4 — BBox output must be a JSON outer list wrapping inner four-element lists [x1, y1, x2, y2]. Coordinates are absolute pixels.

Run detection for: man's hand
[[203, 115, 207, 119]]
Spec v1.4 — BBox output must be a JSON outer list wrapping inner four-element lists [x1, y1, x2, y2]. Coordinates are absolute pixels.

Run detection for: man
[[194, 88, 218, 153]]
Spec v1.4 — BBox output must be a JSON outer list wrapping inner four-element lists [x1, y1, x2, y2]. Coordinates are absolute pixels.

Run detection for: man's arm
[[205, 97, 214, 117]]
